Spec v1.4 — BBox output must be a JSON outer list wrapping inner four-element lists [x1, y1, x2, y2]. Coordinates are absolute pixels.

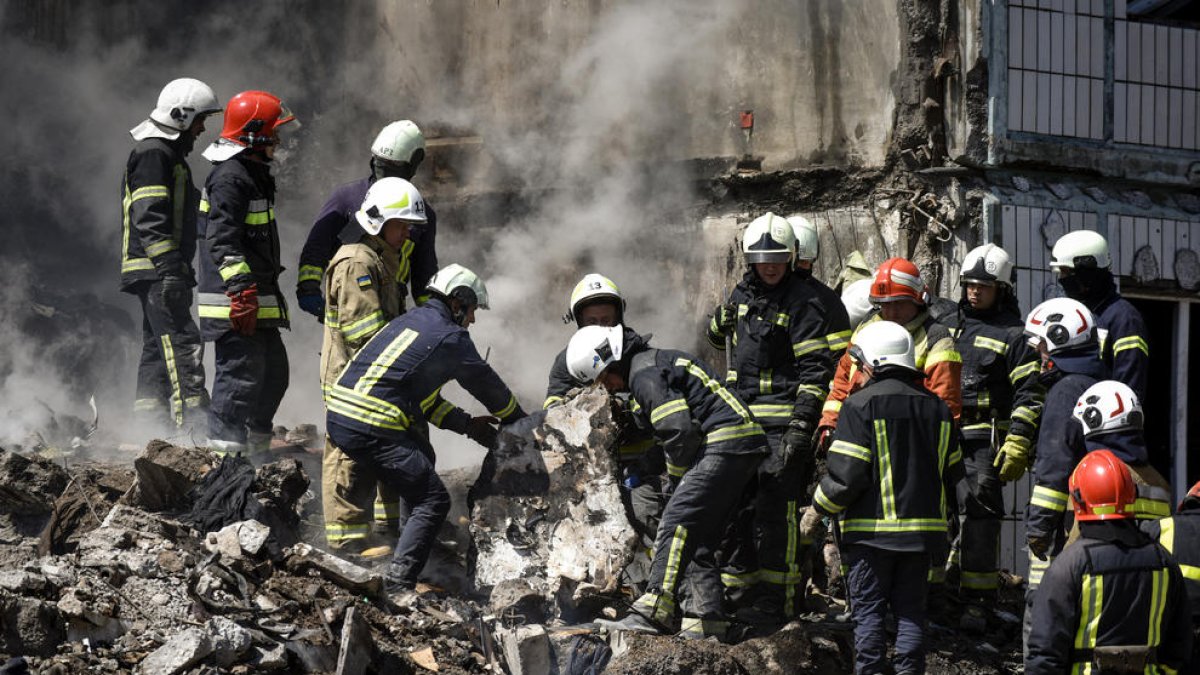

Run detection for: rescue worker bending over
[[197, 91, 297, 456], [787, 215, 852, 359], [1026, 450, 1192, 674], [325, 264, 525, 601], [319, 178, 426, 556], [705, 213, 833, 622], [940, 245, 1043, 609], [296, 121, 437, 318], [1050, 230, 1150, 399], [1144, 480, 1200, 663], [122, 78, 221, 436], [544, 274, 665, 589], [802, 320, 963, 675], [568, 325, 768, 641]]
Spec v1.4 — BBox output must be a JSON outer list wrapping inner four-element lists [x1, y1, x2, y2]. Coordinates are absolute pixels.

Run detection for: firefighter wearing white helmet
[[546, 273, 629, 409], [567, 325, 767, 640], [704, 211, 836, 622], [296, 119, 439, 321], [841, 279, 875, 329], [788, 215, 853, 359], [318, 178, 425, 556], [327, 262, 525, 603], [1049, 230, 1149, 399], [121, 77, 221, 437]]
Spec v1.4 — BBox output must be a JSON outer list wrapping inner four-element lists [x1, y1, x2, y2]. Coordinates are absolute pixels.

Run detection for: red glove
[[227, 284, 259, 336]]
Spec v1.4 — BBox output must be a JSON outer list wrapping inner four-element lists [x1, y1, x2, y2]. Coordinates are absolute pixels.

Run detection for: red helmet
[[870, 258, 926, 305], [1069, 449, 1136, 521], [1180, 480, 1200, 512], [219, 91, 296, 148]]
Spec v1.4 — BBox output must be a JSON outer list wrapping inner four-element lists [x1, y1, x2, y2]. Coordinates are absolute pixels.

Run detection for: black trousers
[[953, 437, 1004, 596], [134, 282, 208, 430], [209, 328, 289, 445]]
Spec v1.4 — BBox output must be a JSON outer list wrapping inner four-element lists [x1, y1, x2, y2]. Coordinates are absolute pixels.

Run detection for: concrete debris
[[206, 616, 252, 668], [284, 542, 383, 596], [127, 440, 213, 512], [204, 519, 271, 559], [496, 624, 552, 675], [335, 606, 375, 675], [0, 447, 69, 517], [410, 644, 440, 671], [135, 627, 212, 675]]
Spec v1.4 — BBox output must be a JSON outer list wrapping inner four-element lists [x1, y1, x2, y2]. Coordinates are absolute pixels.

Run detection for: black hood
[[1083, 429, 1149, 465], [1062, 268, 1116, 309], [958, 286, 1022, 322]]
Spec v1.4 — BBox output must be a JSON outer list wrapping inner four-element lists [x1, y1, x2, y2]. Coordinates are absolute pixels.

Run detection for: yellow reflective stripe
[[771, 312, 790, 327], [797, 384, 826, 401], [133, 398, 165, 411], [759, 369, 772, 395], [829, 440, 872, 463], [784, 499, 799, 613], [1028, 554, 1053, 588], [328, 384, 410, 427], [198, 305, 284, 320], [1073, 573, 1104, 651], [749, 403, 792, 419], [925, 347, 963, 366], [419, 386, 445, 414], [199, 198, 210, 213], [144, 239, 178, 258], [1031, 485, 1070, 511], [961, 570, 999, 590], [160, 335, 184, 426], [973, 335, 1008, 355], [721, 571, 760, 588], [542, 395, 564, 409], [675, 357, 752, 419], [1013, 406, 1040, 426], [937, 420, 951, 516], [1010, 360, 1040, 384], [122, 258, 156, 272], [244, 208, 276, 225], [793, 337, 828, 357], [650, 398, 690, 424], [324, 523, 370, 541], [341, 310, 386, 342], [374, 500, 402, 521], [396, 239, 415, 284], [705, 420, 763, 444], [356, 328, 418, 394], [666, 461, 689, 478], [874, 419, 897, 521], [822, 399, 843, 414], [1134, 497, 1171, 519], [758, 568, 806, 585], [962, 422, 993, 432], [324, 306, 340, 328], [130, 185, 170, 201], [218, 260, 252, 281], [1159, 518, 1176, 553], [827, 330, 852, 352], [661, 526, 689, 597], [840, 518, 949, 533], [814, 485, 843, 514], [1112, 335, 1150, 356], [1148, 568, 1168, 647], [1180, 565, 1200, 582], [977, 390, 991, 408], [298, 264, 324, 284], [491, 395, 519, 419], [429, 400, 456, 427]]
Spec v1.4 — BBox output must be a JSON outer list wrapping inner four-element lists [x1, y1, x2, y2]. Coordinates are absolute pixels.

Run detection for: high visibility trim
[[650, 398, 690, 424], [830, 440, 872, 463], [960, 570, 999, 590], [725, 369, 737, 384], [357, 328, 418, 394], [1031, 485, 1070, 511], [721, 571, 760, 587], [1073, 573, 1103, 652], [1180, 564, 1200, 582], [1010, 360, 1040, 384], [973, 335, 1008, 355], [374, 500, 402, 522], [771, 312, 790, 327], [618, 438, 655, 458], [675, 357, 752, 418], [814, 485, 843, 514], [793, 337, 828, 357], [705, 420, 764, 445], [325, 523, 371, 541], [1134, 497, 1171, 519], [749, 403, 792, 419], [633, 591, 675, 623], [160, 334, 184, 426], [420, 386, 445, 414], [977, 390, 991, 408], [937, 420, 951, 517], [133, 397, 165, 411], [429, 400, 456, 427], [542, 395, 564, 409], [1159, 517, 1176, 552], [1028, 554, 1053, 588], [827, 330, 852, 352], [784, 498, 799, 613], [841, 518, 949, 533], [665, 461, 689, 478], [962, 422, 993, 432], [341, 310, 386, 342], [491, 395, 519, 420], [797, 384, 826, 401], [1148, 568, 1168, 647], [661, 525, 689, 598], [298, 264, 324, 284], [822, 399, 843, 414], [758, 369, 772, 395], [145, 239, 178, 258], [122, 258, 156, 273], [218, 259, 252, 282], [198, 292, 284, 320], [327, 384, 410, 431], [874, 419, 898, 521], [1112, 335, 1150, 356], [925, 347, 963, 366], [1013, 406, 1040, 426], [758, 568, 806, 585], [130, 185, 170, 201], [199, 198, 210, 212]]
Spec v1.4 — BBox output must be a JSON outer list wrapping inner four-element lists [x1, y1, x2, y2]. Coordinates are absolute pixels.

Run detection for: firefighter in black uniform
[[1026, 450, 1192, 674], [567, 325, 767, 641], [122, 78, 221, 435], [1145, 480, 1200, 663], [197, 91, 297, 456], [802, 319, 963, 675], [705, 213, 833, 621], [788, 215, 852, 359]]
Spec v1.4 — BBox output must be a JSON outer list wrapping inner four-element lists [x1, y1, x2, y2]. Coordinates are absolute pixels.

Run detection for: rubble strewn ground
[[0, 392, 1024, 673]]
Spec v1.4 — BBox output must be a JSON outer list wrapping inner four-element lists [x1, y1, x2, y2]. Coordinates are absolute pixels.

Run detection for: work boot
[[385, 581, 419, 611], [596, 612, 665, 635], [959, 603, 990, 634], [677, 616, 731, 642], [335, 537, 393, 560]]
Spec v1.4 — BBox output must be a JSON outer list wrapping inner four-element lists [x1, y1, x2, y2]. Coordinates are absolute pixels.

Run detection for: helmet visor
[[745, 251, 792, 264]]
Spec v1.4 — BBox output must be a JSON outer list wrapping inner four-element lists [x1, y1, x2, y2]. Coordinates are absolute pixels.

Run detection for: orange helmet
[[870, 258, 926, 305], [1180, 480, 1200, 512], [1069, 449, 1136, 521], [218, 91, 296, 148]]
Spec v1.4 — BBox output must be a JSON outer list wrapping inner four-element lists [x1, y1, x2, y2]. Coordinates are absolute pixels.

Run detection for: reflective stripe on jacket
[[1145, 510, 1200, 622], [1092, 292, 1150, 401], [120, 137, 199, 291]]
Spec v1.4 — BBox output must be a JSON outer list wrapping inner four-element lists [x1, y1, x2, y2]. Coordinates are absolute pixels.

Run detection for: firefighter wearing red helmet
[[1145, 480, 1200, 629], [197, 90, 298, 456], [1026, 450, 1191, 674]]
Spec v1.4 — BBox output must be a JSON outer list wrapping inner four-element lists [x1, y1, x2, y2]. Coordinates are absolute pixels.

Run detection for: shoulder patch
[[356, 275, 373, 289]]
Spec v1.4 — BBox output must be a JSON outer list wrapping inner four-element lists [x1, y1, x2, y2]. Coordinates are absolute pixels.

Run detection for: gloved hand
[[782, 419, 814, 461], [799, 507, 825, 539], [993, 434, 1032, 482], [296, 281, 324, 319], [814, 425, 835, 458], [713, 303, 738, 334], [1027, 530, 1054, 561], [160, 273, 192, 308], [465, 415, 500, 449], [227, 284, 259, 336]]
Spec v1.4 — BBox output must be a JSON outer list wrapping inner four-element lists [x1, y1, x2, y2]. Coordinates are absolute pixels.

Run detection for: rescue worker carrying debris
[[1026, 450, 1192, 674], [544, 274, 665, 589], [1144, 480, 1200, 659], [1050, 230, 1150, 399], [296, 120, 437, 318], [801, 320, 963, 675], [787, 215, 852, 359], [568, 325, 767, 641], [122, 78, 221, 435], [325, 264, 525, 601], [940, 245, 1043, 609], [197, 91, 297, 456], [705, 213, 833, 622], [319, 178, 426, 556]]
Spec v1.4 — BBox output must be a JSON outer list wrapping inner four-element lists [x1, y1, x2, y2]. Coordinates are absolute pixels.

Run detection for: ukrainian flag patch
[[356, 275, 373, 289]]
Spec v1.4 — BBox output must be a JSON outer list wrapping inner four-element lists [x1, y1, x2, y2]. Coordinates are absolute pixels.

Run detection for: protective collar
[[130, 118, 182, 142], [202, 137, 248, 162]]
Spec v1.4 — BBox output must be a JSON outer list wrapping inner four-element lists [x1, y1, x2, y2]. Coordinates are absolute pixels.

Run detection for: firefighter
[[1050, 230, 1150, 399], [326, 264, 525, 601], [296, 120, 436, 318], [940, 245, 1043, 610], [1144, 480, 1200, 660], [544, 274, 665, 589], [801, 320, 963, 675], [319, 178, 426, 556], [122, 78, 221, 436], [567, 325, 768, 641], [841, 278, 875, 331], [1026, 450, 1192, 674], [197, 91, 297, 456], [787, 215, 852, 359], [705, 212, 834, 621]]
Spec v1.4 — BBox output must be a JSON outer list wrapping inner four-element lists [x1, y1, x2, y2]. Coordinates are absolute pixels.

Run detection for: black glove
[[465, 416, 500, 449], [296, 280, 324, 319], [782, 419, 814, 459], [714, 302, 738, 333], [160, 273, 192, 308]]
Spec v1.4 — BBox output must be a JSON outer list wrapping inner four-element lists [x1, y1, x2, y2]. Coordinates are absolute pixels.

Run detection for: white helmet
[[842, 278, 875, 328], [786, 216, 820, 262], [131, 78, 220, 141], [960, 244, 1014, 287], [426, 263, 489, 320], [1024, 297, 1097, 353], [371, 120, 426, 167], [1073, 380, 1144, 437], [742, 213, 796, 265], [354, 177, 427, 235], [1050, 230, 1111, 271], [566, 325, 625, 383], [564, 273, 625, 326], [848, 320, 917, 373]]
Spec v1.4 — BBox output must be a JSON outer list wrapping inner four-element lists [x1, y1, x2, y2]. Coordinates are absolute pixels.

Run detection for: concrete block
[[497, 624, 552, 675], [136, 627, 213, 675], [206, 616, 252, 667], [129, 440, 213, 511], [284, 543, 383, 596]]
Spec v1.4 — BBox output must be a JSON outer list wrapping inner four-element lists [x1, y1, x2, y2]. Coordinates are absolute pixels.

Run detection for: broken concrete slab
[[496, 623, 552, 675], [284, 543, 383, 596], [335, 606, 375, 675], [135, 627, 213, 675], [0, 590, 66, 657], [207, 616, 252, 668], [0, 447, 70, 516], [128, 440, 213, 512], [204, 519, 271, 559], [247, 641, 289, 671]]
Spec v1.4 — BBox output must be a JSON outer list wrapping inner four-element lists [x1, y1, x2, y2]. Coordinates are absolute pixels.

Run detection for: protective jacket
[[325, 299, 524, 444], [705, 271, 833, 428], [623, 335, 767, 478], [120, 136, 200, 291], [1091, 291, 1150, 400], [813, 371, 963, 551], [1144, 499, 1200, 622], [798, 269, 853, 357], [1026, 521, 1192, 674], [820, 310, 962, 429], [297, 176, 438, 306], [319, 235, 403, 395], [197, 156, 289, 339]]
